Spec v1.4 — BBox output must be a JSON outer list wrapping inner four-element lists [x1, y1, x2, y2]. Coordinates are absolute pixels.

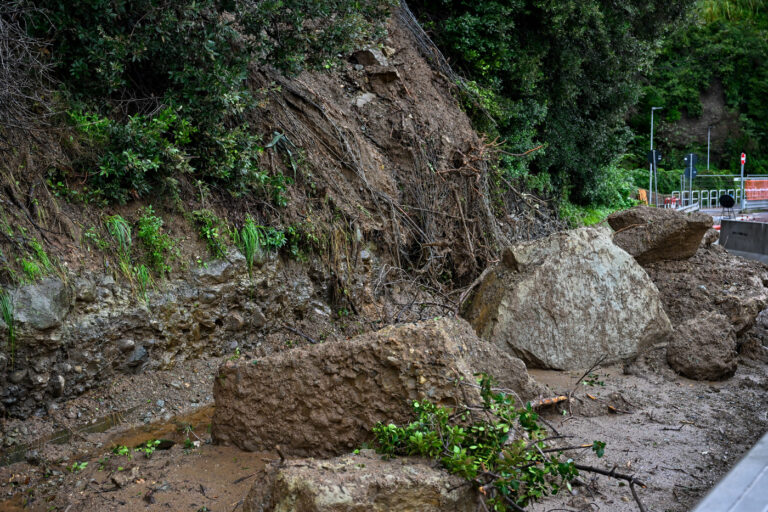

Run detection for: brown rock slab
[[607, 206, 713, 264], [243, 450, 476, 512], [212, 318, 543, 456], [667, 312, 738, 380]]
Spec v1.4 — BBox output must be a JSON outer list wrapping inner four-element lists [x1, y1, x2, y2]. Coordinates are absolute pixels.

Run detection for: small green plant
[[191, 209, 227, 258], [239, 216, 286, 275], [372, 374, 592, 510], [229, 347, 241, 361], [112, 445, 131, 457], [1, 291, 15, 369], [106, 215, 132, 276], [134, 264, 153, 302], [136, 206, 174, 274], [105, 215, 132, 259], [83, 226, 109, 250], [582, 373, 606, 387], [69, 461, 88, 473], [140, 439, 161, 458], [29, 240, 52, 272], [20, 259, 43, 281]]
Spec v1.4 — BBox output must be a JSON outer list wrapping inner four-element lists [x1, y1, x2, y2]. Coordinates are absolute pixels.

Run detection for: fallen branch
[[574, 463, 648, 512], [280, 324, 318, 345]]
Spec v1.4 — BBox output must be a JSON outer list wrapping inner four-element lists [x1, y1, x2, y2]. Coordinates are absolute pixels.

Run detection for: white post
[[741, 158, 746, 211]]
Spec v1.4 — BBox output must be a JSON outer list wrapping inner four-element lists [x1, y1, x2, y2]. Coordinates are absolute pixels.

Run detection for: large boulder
[[607, 206, 713, 264], [667, 312, 738, 380], [462, 227, 672, 370], [243, 450, 476, 512], [212, 317, 543, 456], [9, 278, 70, 330]]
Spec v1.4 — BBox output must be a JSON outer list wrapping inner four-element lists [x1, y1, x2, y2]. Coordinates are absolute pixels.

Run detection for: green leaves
[[371, 374, 585, 510]]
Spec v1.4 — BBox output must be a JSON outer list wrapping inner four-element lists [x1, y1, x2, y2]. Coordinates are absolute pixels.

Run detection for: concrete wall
[[720, 219, 768, 264]]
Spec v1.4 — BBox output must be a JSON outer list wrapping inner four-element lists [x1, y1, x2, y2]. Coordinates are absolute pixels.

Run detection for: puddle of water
[[0, 405, 214, 467], [105, 404, 214, 449]]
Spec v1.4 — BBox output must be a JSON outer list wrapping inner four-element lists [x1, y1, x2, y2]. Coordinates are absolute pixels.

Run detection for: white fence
[[670, 188, 742, 209]]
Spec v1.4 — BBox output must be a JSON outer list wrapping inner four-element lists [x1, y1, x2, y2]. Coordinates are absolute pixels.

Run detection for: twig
[[280, 323, 318, 344], [567, 356, 607, 414], [573, 463, 648, 512]]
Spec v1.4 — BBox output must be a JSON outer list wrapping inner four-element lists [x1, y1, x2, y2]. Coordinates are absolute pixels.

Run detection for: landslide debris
[[462, 227, 672, 370], [607, 205, 713, 264], [667, 311, 738, 380], [243, 450, 476, 512], [212, 317, 544, 456]]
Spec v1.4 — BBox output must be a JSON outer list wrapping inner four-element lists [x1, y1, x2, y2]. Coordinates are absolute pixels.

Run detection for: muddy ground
[[0, 339, 766, 512], [1, 243, 767, 512]]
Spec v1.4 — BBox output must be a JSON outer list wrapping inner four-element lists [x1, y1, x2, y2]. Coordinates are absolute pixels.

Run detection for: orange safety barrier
[[745, 180, 768, 200]]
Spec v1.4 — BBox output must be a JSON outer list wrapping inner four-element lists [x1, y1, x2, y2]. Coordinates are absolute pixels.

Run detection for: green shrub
[[191, 209, 227, 258], [372, 374, 591, 510], [136, 206, 174, 274], [30, 0, 392, 203]]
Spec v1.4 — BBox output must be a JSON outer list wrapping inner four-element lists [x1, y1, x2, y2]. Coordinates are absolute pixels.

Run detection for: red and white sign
[[741, 152, 747, 165]]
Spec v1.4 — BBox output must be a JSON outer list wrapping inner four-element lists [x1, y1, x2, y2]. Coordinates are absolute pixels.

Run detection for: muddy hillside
[[1, 5, 767, 512]]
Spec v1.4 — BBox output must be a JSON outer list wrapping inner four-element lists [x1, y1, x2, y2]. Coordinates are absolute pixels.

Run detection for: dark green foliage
[[372, 374, 587, 510], [136, 206, 174, 274], [26, 0, 392, 203], [630, 1, 768, 173], [191, 209, 227, 258], [413, 0, 692, 204]]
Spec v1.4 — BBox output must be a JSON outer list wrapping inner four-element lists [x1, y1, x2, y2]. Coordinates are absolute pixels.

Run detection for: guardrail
[[672, 176, 768, 210]]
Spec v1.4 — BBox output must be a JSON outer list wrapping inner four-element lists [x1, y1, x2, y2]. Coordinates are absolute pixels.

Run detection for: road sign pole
[[689, 157, 693, 207], [740, 153, 746, 210], [649, 163, 653, 205], [653, 151, 659, 206]]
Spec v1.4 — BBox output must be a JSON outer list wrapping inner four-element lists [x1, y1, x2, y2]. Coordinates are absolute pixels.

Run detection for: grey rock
[[360, 249, 372, 262], [74, 278, 96, 302], [156, 399, 165, 408], [51, 375, 65, 397], [353, 63, 364, 71], [117, 338, 135, 353], [463, 227, 673, 370], [351, 48, 388, 67], [124, 345, 148, 372], [8, 370, 27, 384], [354, 92, 376, 108], [11, 278, 70, 330], [251, 307, 266, 328]]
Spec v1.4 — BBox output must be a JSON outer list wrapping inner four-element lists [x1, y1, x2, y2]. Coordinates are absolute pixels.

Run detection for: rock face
[[243, 450, 476, 512], [607, 206, 713, 264], [0, 251, 326, 418], [757, 309, 768, 346], [462, 227, 672, 370], [212, 317, 543, 456], [667, 312, 738, 380]]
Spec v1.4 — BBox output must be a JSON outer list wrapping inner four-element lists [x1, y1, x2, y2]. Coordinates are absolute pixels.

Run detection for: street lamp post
[[650, 107, 662, 206]]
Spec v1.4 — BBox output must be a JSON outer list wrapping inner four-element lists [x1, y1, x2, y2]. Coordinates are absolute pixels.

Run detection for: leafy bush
[[372, 375, 595, 510], [191, 209, 227, 258], [136, 206, 174, 274], [27, 0, 392, 203]]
